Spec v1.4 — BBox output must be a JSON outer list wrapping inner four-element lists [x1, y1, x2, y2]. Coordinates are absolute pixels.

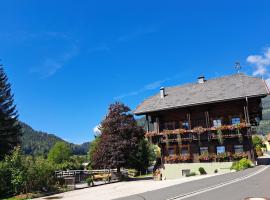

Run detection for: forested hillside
[[20, 122, 90, 156]]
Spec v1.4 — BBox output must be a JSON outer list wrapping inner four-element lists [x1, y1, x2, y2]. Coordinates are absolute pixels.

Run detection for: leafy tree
[[0, 147, 58, 198], [24, 156, 56, 193], [92, 102, 144, 172], [128, 139, 156, 172], [252, 135, 265, 148], [0, 65, 21, 159], [48, 142, 72, 164], [7, 146, 27, 194], [0, 158, 12, 197], [88, 136, 100, 168], [0, 146, 27, 197]]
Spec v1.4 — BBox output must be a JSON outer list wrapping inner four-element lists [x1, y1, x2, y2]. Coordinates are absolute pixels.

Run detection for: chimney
[[198, 76, 205, 84], [160, 87, 165, 99]]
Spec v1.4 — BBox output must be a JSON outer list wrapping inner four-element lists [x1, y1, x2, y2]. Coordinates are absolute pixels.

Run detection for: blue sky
[[1, 0, 270, 144]]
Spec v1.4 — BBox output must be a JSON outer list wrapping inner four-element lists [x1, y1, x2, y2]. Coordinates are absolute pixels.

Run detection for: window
[[164, 122, 175, 130], [234, 145, 244, 153], [213, 119, 222, 127], [231, 117, 241, 125], [200, 147, 208, 154], [181, 147, 189, 155], [182, 169, 191, 177], [182, 121, 189, 130], [168, 147, 175, 156], [216, 146, 225, 154]]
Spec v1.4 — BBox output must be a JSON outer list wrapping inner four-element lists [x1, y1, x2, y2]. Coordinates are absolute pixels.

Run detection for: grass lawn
[[134, 173, 153, 179]]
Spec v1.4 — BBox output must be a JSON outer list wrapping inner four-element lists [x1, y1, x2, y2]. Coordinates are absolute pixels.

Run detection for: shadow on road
[[127, 177, 153, 182], [257, 153, 270, 165]]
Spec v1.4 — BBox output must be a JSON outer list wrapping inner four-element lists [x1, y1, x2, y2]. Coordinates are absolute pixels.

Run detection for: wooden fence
[[55, 169, 128, 186]]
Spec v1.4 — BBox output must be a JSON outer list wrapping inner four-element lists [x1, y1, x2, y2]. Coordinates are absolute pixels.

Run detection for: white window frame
[[234, 145, 244, 153], [168, 147, 175, 156], [164, 122, 175, 130], [200, 147, 209, 154], [182, 121, 189, 130], [181, 147, 189, 155], [213, 119, 222, 127], [216, 146, 225, 154], [231, 117, 241, 125]]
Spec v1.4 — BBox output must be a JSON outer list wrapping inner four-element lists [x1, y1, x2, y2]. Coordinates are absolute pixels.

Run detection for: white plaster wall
[[161, 162, 233, 179]]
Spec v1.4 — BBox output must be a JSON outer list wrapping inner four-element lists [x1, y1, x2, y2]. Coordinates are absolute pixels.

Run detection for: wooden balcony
[[145, 123, 251, 138]]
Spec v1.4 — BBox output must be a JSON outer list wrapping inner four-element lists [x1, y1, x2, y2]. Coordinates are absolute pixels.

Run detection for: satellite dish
[[235, 62, 241, 73]]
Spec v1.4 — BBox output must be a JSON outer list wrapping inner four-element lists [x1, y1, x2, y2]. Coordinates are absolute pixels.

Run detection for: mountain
[[20, 122, 90, 156], [20, 116, 148, 156]]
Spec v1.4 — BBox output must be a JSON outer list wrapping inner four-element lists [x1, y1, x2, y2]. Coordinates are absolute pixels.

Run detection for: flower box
[[164, 155, 192, 163], [198, 153, 212, 162], [232, 152, 248, 161]]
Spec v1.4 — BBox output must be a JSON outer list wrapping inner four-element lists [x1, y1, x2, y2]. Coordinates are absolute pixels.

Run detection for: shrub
[[198, 167, 207, 175], [48, 142, 72, 164], [0, 147, 27, 197], [231, 158, 253, 171], [214, 169, 218, 173], [252, 135, 264, 148], [25, 157, 57, 192], [186, 172, 197, 177], [0, 147, 59, 198], [86, 176, 94, 187], [255, 146, 263, 157], [0, 161, 12, 198], [7, 146, 27, 195]]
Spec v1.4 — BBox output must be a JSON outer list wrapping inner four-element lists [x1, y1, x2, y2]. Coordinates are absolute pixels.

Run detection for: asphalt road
[[115, 166, 270, 200]]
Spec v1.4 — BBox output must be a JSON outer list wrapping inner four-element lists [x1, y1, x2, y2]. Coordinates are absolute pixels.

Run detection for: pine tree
[[0, 64, 21, 159]]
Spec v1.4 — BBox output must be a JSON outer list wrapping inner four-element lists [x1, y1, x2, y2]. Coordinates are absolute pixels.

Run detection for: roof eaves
[[133, 93, 268, 115]]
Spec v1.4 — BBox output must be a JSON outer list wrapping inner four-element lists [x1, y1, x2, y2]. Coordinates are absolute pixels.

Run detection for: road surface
[[115, 165, 270, 200]]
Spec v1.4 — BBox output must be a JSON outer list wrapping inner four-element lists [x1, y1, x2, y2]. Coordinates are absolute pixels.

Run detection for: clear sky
[[1, 0, 270, 144]]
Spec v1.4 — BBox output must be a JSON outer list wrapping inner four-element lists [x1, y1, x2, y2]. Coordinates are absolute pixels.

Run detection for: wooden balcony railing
[[145, 123, 251, 138]]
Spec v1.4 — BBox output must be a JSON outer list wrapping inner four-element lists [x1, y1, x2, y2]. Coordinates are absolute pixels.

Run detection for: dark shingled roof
[[134, 74, 269, 115]]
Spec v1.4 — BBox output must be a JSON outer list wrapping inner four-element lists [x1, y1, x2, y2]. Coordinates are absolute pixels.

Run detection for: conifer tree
[[0, 64, 21, 159]]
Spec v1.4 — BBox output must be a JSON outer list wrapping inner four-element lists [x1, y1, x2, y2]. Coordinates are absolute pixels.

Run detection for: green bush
[[0, 147, 60, 198], [48, 142, 72, 164], [25, 156, 57, 192], [0, 147, 27, 198], [0, 161, 12, 198], [0, 145, 89, 198], [186, 172, 197, 177], [198, 167, 207, 175], [231, 158, 253, 171], [252, 135, 264, 148], [86, 176, 94, 187], [6, 146, 27, 195]]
